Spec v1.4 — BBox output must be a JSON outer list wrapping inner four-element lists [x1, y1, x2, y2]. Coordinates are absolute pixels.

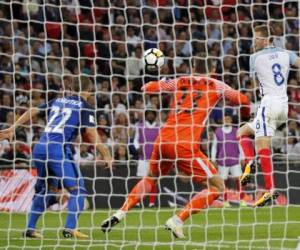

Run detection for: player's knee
[[68, 186, 87, 196], [144, 176, 158, 187], [256, 136, 271, 150], [237, 127, 245, 139], [49, 185, 60, 194], [34, 186, 59, 208], [209, 176, 225, 193], [216, 182, 225, 193], [147, 170, 159, 181], [35, 187, 46, 197], [36, 186, 59, 196], [237, 124, 254, 139], [67, 186, 87, 211]]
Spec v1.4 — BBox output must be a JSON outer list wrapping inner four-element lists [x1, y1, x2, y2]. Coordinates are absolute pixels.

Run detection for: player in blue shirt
[[0, 76, 112, 239]]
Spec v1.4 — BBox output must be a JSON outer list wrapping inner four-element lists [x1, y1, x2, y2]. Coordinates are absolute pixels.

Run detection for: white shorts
[[218, 164, 242, 180], [137, 160, 149, 177], [248, 98, 288, 138]]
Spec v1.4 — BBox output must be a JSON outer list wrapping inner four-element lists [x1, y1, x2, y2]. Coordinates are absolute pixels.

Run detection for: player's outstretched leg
[[63, 187, 88, 239], [149, 184, 158, 207], [240, 160, 256, 186], [165, 181, 221, 239], [100, 210, 126, 233], [165, 215, 185, 239], [101, 176, 157, 233]]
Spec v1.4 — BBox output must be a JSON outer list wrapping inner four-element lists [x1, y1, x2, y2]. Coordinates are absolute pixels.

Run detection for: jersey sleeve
[[288, 50, 298, 65], [141, 79, 176, 93], [215, 81, 251, 119], [215, 80, 249, 105], [80, 103, 96, 128]]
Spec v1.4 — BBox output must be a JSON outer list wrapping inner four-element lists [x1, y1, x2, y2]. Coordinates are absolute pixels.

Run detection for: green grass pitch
[[0, 206, 300, 250]]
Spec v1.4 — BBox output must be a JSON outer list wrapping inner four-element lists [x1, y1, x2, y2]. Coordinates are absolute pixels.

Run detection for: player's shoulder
[[80, 99, 93, 111], [64, 95, 93, 110], [254, 46, 289, 58], [253, 47, 295, 68], [251, 47, 285, 65], [38, 97, 56, 110]]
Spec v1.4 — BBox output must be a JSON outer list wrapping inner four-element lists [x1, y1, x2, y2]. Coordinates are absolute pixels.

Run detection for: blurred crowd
[[0, 0, 299, 166]]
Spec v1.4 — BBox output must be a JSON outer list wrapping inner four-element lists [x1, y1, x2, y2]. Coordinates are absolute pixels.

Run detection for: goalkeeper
[[101, 58, 250, 239]]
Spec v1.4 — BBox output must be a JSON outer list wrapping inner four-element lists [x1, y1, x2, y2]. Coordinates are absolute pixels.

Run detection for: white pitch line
[[4, 238, 295, 250]]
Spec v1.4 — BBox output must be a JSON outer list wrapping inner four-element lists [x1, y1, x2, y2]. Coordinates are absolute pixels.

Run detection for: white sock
[[172, 215, 183, 226], [114, 209, 126, 221]]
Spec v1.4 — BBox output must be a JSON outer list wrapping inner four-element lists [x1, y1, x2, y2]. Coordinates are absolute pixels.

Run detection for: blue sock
[[65, 188, 85, 230], [27, 191, 56, 230]]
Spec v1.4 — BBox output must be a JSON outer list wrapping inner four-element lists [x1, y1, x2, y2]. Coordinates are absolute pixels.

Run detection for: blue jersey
[[38, 95, 95, 144]]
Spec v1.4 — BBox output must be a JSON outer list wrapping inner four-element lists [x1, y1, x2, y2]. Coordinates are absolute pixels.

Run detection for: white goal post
[[0, 1, 299, 250]]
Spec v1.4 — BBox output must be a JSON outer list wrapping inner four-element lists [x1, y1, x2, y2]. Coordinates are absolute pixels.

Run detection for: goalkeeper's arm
[[141, 78, 176, 93], [215, 80, 251, 120]]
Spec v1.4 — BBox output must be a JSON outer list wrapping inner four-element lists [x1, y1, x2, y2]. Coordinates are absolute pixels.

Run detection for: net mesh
[[0, 1, 299, 250]]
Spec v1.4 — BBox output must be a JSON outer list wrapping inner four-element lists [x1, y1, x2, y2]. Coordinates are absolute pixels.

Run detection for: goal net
[[0, 0, 299, 249]]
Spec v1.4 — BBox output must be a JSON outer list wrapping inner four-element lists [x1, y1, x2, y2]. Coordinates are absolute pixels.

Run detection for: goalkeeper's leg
[[101, 176, 157, 233], [101, 154, 173, 233], [165, 154, 222, 239], [165, 175, 223, 239]]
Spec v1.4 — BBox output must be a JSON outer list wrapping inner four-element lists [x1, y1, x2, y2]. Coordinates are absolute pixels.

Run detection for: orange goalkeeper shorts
[[149, 142, 217, 183]]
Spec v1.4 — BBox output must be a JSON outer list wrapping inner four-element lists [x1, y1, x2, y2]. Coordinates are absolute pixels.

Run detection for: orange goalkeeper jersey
[[142, 76, 250, 148]]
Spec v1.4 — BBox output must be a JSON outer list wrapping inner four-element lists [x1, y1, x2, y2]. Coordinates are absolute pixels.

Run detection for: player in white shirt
[[238, 25, 300, 207]]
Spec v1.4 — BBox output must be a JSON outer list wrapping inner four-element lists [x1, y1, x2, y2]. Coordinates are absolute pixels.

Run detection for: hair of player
[[254, 25, 274, 43], [192, 57, 214, 74], [73, 75, 91, 92]]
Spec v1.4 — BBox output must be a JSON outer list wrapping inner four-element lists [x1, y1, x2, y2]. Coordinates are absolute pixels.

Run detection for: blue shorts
[[33, 143, 85, 190]]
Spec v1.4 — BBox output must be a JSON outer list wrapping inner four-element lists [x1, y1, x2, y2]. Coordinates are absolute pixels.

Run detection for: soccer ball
[[143, 48, 165, 70]]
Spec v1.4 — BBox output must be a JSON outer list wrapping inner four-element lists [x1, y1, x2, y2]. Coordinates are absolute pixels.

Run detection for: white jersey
[[250, 46, 297, 102]]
